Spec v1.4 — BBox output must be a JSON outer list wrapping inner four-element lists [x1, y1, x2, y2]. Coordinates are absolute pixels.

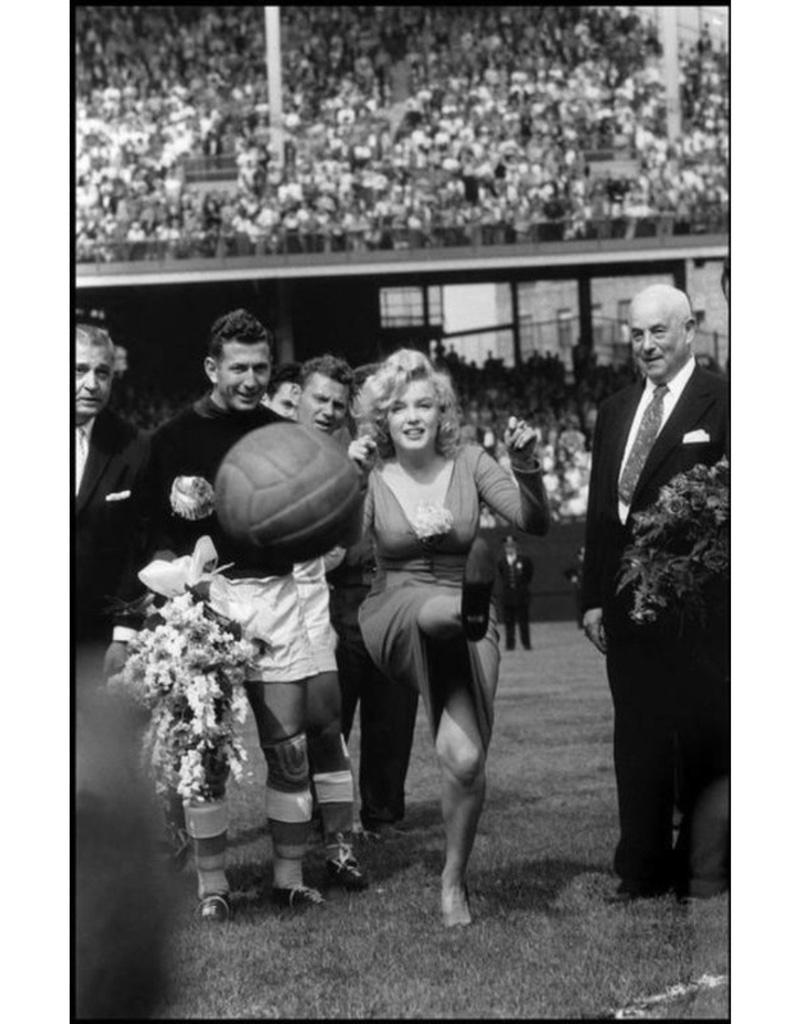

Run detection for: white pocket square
[[105, 490, 131, 502], [682, 429, 710, 444]]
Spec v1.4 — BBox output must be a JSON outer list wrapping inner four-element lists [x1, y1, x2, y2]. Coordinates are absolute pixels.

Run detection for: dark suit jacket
[[74, 409, 150, 637], [497, 554, 534, 607], [581, 365, 729, 640]]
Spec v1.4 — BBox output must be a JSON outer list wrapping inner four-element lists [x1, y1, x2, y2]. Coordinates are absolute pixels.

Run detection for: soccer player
[[117, 310, 347, 920]]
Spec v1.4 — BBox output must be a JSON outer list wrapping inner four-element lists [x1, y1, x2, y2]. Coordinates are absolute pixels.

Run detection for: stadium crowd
[[75, 6, 729, 263]]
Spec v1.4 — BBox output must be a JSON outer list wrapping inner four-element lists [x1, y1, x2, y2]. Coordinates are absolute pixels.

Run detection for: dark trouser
[[606, 627, 729, 895], [502, 601, 530, 650], [331, 587, 418, 828]]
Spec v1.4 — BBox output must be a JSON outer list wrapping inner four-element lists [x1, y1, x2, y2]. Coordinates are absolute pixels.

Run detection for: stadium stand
[[75, 6, 729, 263]]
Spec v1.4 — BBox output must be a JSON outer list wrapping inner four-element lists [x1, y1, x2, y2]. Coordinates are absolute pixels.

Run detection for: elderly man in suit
[[581, 284, 729, 903], [74, 325, 149, 661]]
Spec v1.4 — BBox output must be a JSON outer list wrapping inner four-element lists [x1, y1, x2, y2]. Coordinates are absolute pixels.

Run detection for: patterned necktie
[[618, 384, 668, 505]]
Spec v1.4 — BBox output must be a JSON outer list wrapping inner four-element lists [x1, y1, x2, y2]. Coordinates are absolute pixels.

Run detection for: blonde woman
[[354, 349, 549, 926]]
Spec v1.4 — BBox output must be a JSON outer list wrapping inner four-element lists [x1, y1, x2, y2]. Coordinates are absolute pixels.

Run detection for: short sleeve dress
[[358, 444, 548, 750]]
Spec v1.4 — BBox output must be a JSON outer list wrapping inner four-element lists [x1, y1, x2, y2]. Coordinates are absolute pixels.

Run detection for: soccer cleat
[[198, 894, 230, 922], [326, 843, 369, 891], [461, 538, 495, 641], [272, 884, 326, 910]]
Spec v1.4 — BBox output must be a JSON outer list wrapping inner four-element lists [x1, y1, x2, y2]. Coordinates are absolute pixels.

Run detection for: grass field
[[146, 621, 729, 1019]]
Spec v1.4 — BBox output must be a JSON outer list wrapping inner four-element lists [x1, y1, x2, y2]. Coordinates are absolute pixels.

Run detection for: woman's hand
[[348, 436, 377, 472], [503, 416, 537, 453]]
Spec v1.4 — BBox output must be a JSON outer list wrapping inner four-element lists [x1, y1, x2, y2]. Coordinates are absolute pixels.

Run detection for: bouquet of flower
[[170, 475, 215, 521], [409, 502, 454, 547], [617, 458, 729, 629], [109, 537, 255, 806]]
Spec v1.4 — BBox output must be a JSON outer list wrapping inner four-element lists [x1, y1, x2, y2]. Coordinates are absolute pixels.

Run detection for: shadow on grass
[[393, 800, 443, 833], [227, 823, 270, 850], [473, 857, 611, 915], [350, 825, 612, 919]]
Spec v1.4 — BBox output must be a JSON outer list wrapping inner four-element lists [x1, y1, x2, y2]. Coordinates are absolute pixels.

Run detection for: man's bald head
[[631, 284, 693, 322], [629, 285, 695, 385]]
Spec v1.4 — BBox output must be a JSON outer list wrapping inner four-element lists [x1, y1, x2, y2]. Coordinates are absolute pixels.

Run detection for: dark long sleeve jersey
[[142, 394, 295, 578]]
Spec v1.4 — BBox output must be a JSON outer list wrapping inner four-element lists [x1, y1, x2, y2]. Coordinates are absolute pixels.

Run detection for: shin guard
[[262, 732, 312, 861]]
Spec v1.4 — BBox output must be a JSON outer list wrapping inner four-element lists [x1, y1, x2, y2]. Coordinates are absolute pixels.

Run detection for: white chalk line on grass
[[611, 973, 728, 1019]]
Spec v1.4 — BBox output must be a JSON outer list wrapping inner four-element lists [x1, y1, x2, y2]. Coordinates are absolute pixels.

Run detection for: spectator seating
[[76, 6, 729, 263]]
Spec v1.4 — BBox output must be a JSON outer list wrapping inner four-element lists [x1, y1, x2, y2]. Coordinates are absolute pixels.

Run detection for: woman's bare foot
[[441, 883, 472, 927]]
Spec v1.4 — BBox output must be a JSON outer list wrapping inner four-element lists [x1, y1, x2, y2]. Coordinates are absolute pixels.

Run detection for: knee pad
[[262, 732, 309, 793]]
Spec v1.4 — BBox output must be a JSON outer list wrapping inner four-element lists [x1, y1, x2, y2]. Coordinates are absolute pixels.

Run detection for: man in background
[[263, 361, 302, 420], [74, 323, 149, 678], [289, 354, 372, 887], [496, 535, 534, 651], [328, 362, 419, 835], [75, 324, 170, 1012]]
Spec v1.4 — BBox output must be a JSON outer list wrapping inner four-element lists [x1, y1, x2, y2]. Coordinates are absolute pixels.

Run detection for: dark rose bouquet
[[617, 458, 729, 629]]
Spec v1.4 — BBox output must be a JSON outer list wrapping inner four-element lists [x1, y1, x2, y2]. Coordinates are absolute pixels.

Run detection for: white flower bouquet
[[409, 502, 454, 546], [109, 538, 254, 806], [170, 475, 215, 520]]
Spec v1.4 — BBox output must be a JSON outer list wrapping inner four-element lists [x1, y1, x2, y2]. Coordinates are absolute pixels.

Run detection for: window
[[380, 287, 424, 327], [427, 286, 443, 325], [557, 308, 573, 350], [380, 286, 443, 328]]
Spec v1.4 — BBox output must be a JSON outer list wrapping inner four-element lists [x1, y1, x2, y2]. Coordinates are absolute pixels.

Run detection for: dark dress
[[359, 445, 548, 751]]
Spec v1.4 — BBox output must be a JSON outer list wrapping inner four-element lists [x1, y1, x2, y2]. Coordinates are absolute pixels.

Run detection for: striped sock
[[309, 732, 355, 847], [184, 799, 229, 899], [314, 768, 356, 849]]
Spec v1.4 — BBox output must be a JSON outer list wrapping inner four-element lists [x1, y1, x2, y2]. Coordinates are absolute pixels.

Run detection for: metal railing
[[182, 154, 238, 183], [76, 205, 728, 265]]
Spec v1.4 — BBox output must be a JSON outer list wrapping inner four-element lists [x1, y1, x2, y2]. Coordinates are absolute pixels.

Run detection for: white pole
[[264, 6, 284, 169], [660, 6, 681, 143]]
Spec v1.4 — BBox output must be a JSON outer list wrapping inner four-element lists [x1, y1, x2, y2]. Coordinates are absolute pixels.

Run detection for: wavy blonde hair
[[354, 348, 461, 460]]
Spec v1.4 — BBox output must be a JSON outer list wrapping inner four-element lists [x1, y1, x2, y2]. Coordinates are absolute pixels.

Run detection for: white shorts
[[208, 574, 316, 683], [293, 557, 338, 674]]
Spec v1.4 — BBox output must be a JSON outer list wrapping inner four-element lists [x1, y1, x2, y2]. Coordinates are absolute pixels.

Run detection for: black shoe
[[272, 885, 326, 909], [676, 880, 728, 904], [461, 538, 494, 641], [604, 882, 669, 905], [326, 838, 369, 891], [198, 894, 230, 922]]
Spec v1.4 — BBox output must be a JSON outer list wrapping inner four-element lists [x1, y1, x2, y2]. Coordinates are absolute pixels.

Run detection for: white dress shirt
[[75, 416, 96, 496], [617, 355, 696, 524]]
